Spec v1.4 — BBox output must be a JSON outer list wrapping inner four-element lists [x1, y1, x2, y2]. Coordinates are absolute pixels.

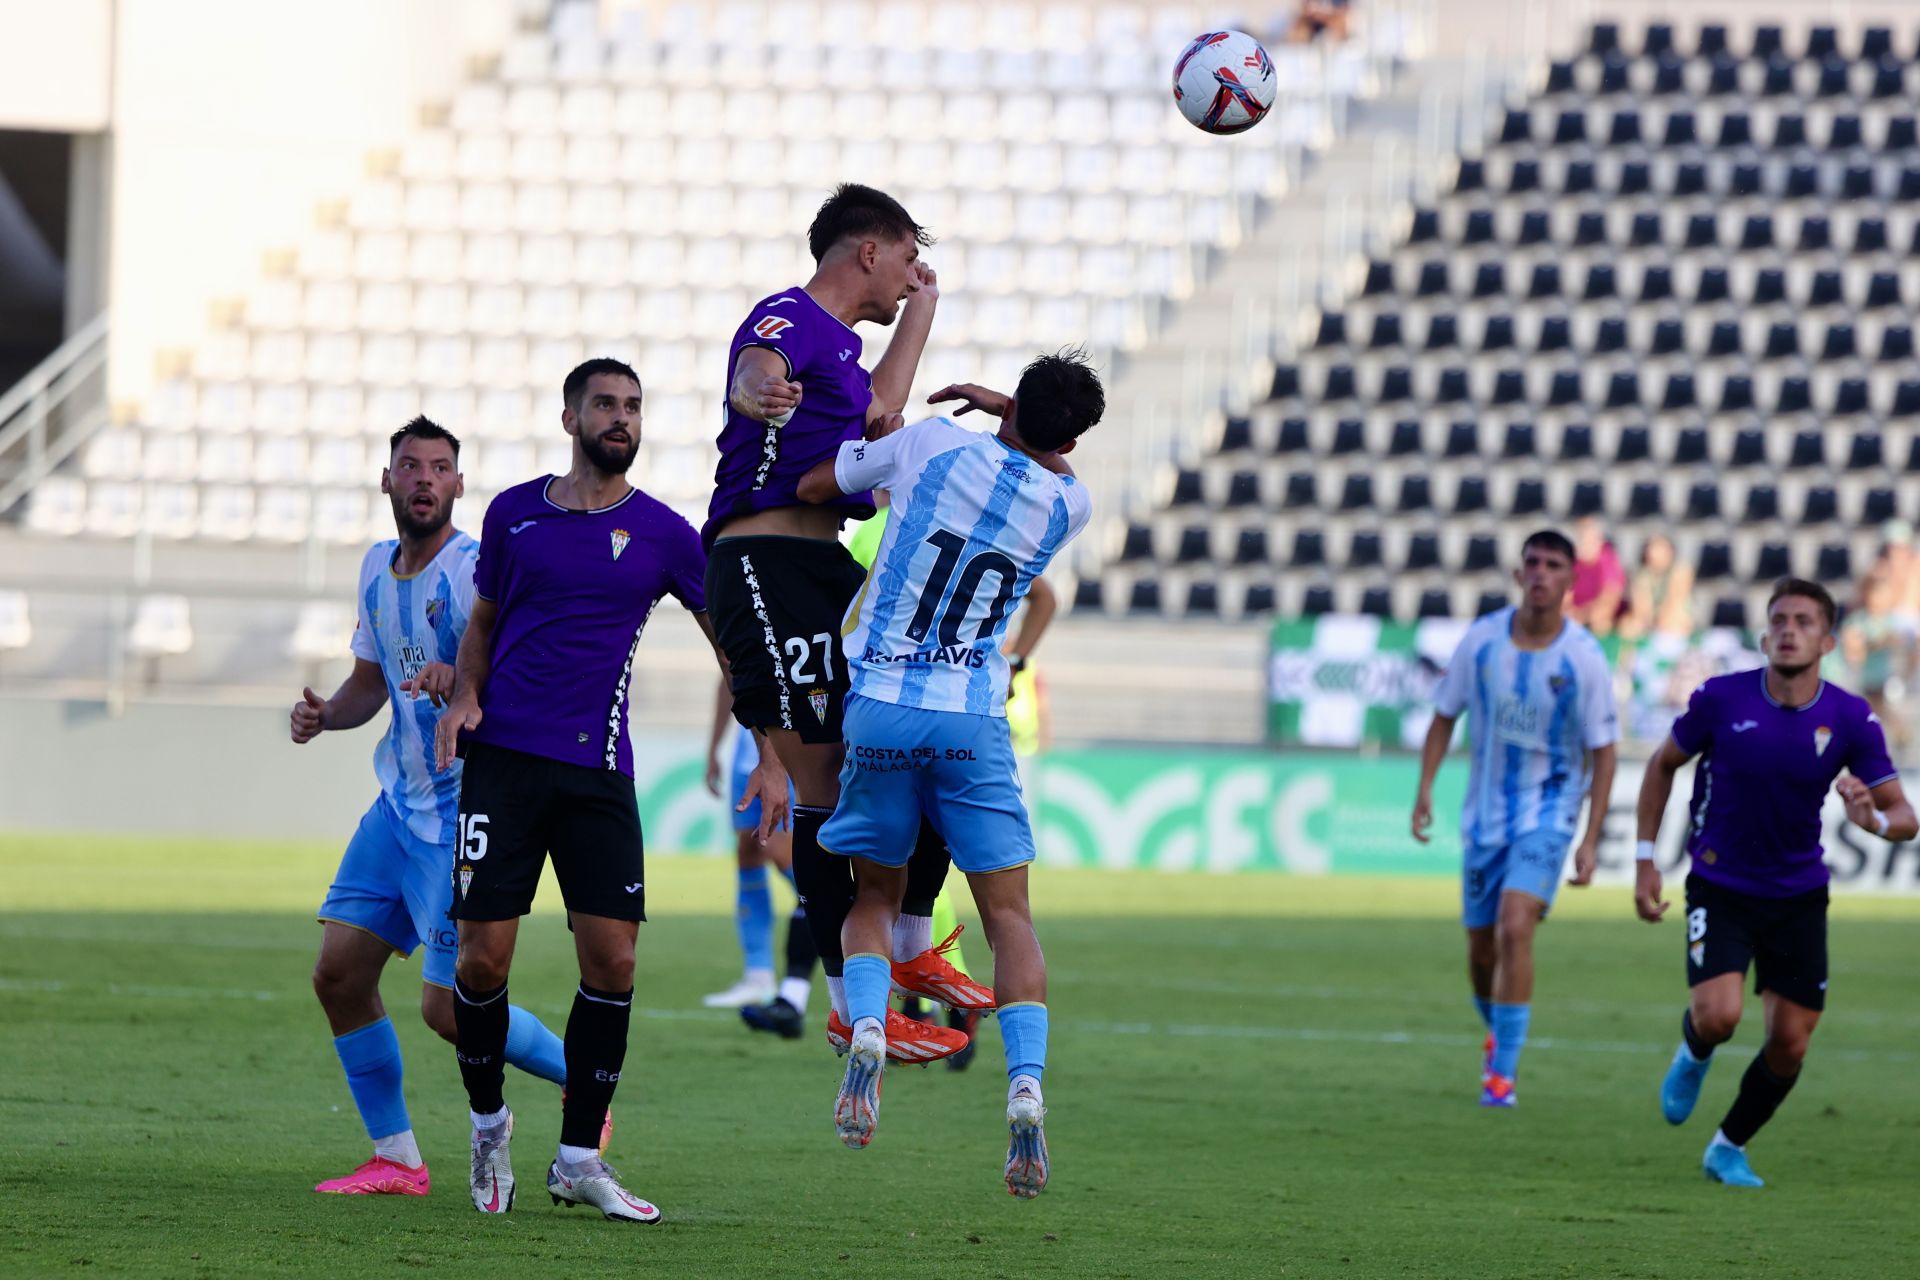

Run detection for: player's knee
[[1690, 1002, 1741, 1043], [1493, 909, 1537, 954], [1765, 1027, 1812, 1071], [582, 949, 635, 992], [420, 989, 458, 1043], [311, 956, 370, 1011], [454, 948, 509, 992]]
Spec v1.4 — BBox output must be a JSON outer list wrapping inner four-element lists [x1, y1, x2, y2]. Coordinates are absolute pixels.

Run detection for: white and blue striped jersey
[[832, 417, 1092, 716], [348, 532, 480, 846], [1432, 607, 1618, 848]]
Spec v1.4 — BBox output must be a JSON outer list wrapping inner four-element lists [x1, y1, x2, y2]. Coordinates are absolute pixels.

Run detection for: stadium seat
[[1346, 531, 1383, 570], [1301, 584, 1336, 616], [1696, 542, 1732, 582], [1751, 542, 1792, 582], [1183, 580, 1219, 618], [1290, 529, 1327, 568], [1126, 578, 1163, 616], [1232, 527, 1269, 566]]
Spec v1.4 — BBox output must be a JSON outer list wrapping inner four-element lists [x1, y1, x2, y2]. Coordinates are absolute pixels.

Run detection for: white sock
[[1009, 1074, 1043, 1105], [779, 976, 812, 1013], [470, 1106, 509, 1130], [853, 1014, 884, 1040], [826, 975, 848, 1021], [556, 1143, 599, 1168], [892, 912, 933, 962], [374, 1129, 422, 1167], [1709, 1128, 1741, 1153], [744, 966, 775, 988]]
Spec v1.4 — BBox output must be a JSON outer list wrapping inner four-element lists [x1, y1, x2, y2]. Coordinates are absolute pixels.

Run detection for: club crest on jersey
[[753, 316, 794, 340], [424, 598, 445, 628], [610, 529, 630, 561], [808, 687, 829, 724], [459, 864, 474, 899], [1548, 673, 1569, 693], [1689, 941, 1705, 968], [1813, 726, 1832, 756]]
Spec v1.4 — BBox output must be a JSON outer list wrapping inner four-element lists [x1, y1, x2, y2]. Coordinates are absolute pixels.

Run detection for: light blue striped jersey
[[833, 417, 1092, 715], [349, 532, 480, 846], [1432, 607, 1618, 848]]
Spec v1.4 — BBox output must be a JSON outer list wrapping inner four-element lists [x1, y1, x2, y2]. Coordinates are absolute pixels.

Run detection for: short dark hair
[[1521, 528, 1575, 563], [564, 357, 641, 412], [1011, 348, 1105, 453], [389, 415, 460, 460], [1768, 577, 1838, 629], [806, 183, 932, 264]]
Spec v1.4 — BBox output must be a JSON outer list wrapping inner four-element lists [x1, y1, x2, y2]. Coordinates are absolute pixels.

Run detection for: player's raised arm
[[797, 421, 911, 504], [434, 595, 494, 771], [867, 262, 938, 418], [929, 381, 1011, 418], [729, 344, 803, 423], [290, 658, 387, 743]]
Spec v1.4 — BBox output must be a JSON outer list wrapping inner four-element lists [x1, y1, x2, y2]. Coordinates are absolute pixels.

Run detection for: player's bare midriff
[[714, 505, 846, 543]]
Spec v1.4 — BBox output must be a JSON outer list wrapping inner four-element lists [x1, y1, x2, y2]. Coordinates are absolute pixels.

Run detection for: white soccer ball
[[1171, 30, 1277, 136]]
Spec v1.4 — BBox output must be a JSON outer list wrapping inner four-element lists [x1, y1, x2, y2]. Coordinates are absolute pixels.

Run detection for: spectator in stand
[[1620, 533, 1694, 643], [1290, 0, 1352, 43], [1838, 571, 1914, 755], [1568, 516, 1627, 637], [1872, 521, 1920, 628]]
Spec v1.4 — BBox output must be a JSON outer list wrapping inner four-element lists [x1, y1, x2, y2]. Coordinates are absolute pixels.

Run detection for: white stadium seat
[[128, 595, 193, 656]]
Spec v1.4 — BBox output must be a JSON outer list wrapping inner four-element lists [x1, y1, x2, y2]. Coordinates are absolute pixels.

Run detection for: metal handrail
[[0, 313, 111, 517]]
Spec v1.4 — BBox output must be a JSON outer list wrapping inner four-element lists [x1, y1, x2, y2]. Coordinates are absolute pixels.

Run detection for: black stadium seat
[[1752, 542, 1792, 582], [1243, 583, 1277, 615], [1225, 471, 1262, 508], [1127, 578, 1163, 615], [1346, 531, 1382, 569], [1696, 541, 1732, 581], [1291, 529, 1327, 567], [1359, 587, 1393, 618], [1462, 535, 1498, 572], [1119, 522, 1154, 562], [1416, 589, 1452, 619], [1174, 526, 1212, 564], [1302, 585, 1335, 616], [1404, 532, 1441, 571], [1396, 474, 1434, 513], [1185, 581, 1219, 617], [1232, 528, 1269, 565], [1275, 416, 1310, 454]]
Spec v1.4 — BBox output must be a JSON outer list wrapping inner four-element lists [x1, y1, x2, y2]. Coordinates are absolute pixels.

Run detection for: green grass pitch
[[3, 832, 1917, 1278]]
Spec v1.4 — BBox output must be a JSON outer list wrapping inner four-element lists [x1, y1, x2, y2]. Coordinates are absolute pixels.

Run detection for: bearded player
[[293, 417, 571, 1197], [1636, 577, 1915, 1187]]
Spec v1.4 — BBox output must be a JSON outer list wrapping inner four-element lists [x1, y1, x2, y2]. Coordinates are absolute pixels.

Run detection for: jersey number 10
[[906, 529, 1019, 647]]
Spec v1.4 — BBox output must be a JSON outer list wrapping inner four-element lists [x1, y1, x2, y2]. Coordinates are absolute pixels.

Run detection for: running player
[[293, 417, 570, 1197], [1635, 577, 1915, 1187], [701, 674, 814, 1017], [1411, 530, 1618, 1107], [703, 182, 973, 1062], [433, 359, 787, 1222], [797, 350, 1104, 1198]]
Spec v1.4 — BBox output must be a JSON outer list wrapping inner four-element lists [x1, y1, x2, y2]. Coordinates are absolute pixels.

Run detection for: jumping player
[[293, 417, 570, 1197], [434, 359, 786, 1222], [796, 351, 1104, 1198], [1411, 530, 1619, 1107], [1635, 577, 1915, 1187], [703, 182, 975, 1062]]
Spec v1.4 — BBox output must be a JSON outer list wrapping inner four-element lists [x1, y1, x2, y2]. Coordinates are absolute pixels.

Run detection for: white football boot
[[547, 1156, 663, 1223], [469, 1110, 515, 1214]]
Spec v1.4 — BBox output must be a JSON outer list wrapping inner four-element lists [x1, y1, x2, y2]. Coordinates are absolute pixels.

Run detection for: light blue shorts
[[317, 796, 458, 988], [819, 695, 1035, 875], [1463, 828, 1570, 928], [729, 725, 795, 833]]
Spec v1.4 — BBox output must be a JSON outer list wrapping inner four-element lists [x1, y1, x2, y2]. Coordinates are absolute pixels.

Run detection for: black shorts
[[1684, 874, 1828, 1011], [453, 741, 646, 923], [705, 535, 868, 745]]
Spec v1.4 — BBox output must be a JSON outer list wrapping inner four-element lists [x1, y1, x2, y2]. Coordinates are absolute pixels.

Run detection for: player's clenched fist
[[434, 695, 481, 772], [907, 260, 939, 303], [290, 687, 328, 744], [1836, 774, 1878, 832], [746, 375, 803, 422]]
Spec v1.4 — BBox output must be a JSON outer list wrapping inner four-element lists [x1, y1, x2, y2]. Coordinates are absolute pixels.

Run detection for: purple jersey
[[469, 476, 706, 777], [1671, 668, 1898, 896], [703, 286, 877, 548]]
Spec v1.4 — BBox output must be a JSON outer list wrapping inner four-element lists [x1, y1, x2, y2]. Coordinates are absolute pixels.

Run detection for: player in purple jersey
[[433, 358, 787, 1224], [703, 183, 970, 1062], [1635, 578, 1915, 1187]]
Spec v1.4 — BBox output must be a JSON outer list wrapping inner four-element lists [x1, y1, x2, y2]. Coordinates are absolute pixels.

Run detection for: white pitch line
[[3, 979, 1911, 1067]]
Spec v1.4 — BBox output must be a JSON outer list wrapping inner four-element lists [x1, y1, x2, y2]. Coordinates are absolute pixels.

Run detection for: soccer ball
[[1172, 30, 1277, 135]]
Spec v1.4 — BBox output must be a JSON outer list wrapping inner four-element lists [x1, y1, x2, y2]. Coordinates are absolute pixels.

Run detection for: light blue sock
[[1473, 996, 1494, 1030], [504, 1004, 567, 1085], [334, 1017, 409, 1140], [999, 1002, 1050, 1088], [1490, 1002, 1530, 1079], [737, 865, 775, 973], [842, 953, 892, 1029]]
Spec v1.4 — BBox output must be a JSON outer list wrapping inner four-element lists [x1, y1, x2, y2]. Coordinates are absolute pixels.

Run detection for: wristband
[[1875, 810, 1890, 837], [1634, 840, 1656, 862], [1008, 654, 1028, 676]]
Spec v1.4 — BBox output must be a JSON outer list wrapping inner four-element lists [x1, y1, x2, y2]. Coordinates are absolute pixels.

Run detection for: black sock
[[560, 983, 632, 1151], [1719, 1051, 1800, 1147], [783, 905, 818, 982], [453, 976, 511, 1116], [901, 820, 953, 917], [1682, 1009, 1715, 1061], [790, 805, 851, 976]]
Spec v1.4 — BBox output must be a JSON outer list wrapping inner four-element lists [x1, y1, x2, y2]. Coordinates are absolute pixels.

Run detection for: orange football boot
[[891, 925, 995, 1011]]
